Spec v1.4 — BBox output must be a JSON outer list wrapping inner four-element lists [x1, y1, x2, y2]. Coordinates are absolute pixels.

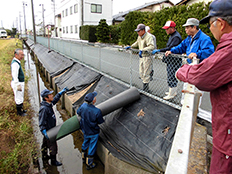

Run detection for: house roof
[[113, 0, 169, 21], [112, 0, 184, 22]]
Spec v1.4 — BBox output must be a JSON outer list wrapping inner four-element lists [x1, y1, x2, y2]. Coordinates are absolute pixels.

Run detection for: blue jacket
[[170, 29, 214, 63], [39, 93, 61, 131], [77, 102, 104, 136]]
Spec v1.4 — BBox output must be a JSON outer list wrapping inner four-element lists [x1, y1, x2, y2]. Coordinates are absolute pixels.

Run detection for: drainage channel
[[23, 46, 104, 174]]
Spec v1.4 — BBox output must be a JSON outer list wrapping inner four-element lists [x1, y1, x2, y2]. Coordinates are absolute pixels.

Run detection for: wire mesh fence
[[28, 35, 191, 108]]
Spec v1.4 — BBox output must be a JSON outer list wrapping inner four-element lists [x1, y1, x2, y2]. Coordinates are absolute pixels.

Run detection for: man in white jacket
[[11, 49, 27, 116]]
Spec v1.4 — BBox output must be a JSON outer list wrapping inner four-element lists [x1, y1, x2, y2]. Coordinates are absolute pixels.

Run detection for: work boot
[[143, 83, 149, 92], [150, 70, 154, 81], [86, 156, 97, 170], [163, 87, 177, 100], [16, 104, 27, 116], [81, 149, 87, 163], [50, 155, 62, 166]]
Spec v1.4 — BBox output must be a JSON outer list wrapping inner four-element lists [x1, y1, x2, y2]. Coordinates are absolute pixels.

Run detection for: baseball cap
[[41, 89, 53, 97], [162, 21, 176, 29], [200, 0, 232, 24], [135, 24, 146, 32], [85, 91, 97, 103], [182, 18, 199, 27]]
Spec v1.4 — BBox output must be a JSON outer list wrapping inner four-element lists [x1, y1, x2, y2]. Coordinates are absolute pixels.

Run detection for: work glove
[[152, 49, 160, 55], [125, 46, 131, 50], [59, 87, 69, 95], [139, 50, 143, 58], [17, 84, 22, 91], [42, 129, 49, 139]]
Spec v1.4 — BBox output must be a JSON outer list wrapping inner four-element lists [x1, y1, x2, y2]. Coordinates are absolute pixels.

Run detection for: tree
[[96, 19, 110, 43]]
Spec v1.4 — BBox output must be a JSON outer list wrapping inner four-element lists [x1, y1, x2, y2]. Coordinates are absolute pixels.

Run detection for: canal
[[23, 46, 104, 174]]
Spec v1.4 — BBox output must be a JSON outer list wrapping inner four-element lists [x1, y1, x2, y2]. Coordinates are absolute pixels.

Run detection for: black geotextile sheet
[[31, 42, 74, 77], [99, 93, 180, 173], [25, 39, 34, 47], [94, 76, 129, 105], [54, 62, 102, 97]]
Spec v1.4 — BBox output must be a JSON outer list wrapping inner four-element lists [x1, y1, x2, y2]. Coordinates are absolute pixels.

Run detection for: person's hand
[[59, 87, 69, 95], [42, 129, 49, 139], [125, 46, 131, 50], [165, 51, 171, 57], [188, 53, 197, 59], [152, 49, 160, 55], [139, 50, 143, 58], [17, 85, 22, 91]]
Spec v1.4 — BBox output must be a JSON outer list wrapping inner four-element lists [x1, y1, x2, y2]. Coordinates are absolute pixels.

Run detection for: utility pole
[[53, 0, 56, 37], [81, 0, 84, 26], [19, 12, 22, 35], [31, 0, 36, 43], [23, 2, 27, 35], [42, 4, 45, 37], [39, 4, 45, 37]]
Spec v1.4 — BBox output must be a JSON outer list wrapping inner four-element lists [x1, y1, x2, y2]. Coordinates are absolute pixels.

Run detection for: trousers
[[11, 81, 25, 105], [82, 134, 99, 156]]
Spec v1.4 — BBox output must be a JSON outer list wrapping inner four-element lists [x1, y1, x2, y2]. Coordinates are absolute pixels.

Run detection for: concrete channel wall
[[25, 40, 209, 174], [26, 41, 157, 174]]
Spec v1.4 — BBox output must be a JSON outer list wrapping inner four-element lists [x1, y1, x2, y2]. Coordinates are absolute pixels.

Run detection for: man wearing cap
[[11, 49, 27, 116], [175, 0, 232, 173], [125, 23, 155, 92], [76, 91, 104, 170], [152, 21, 182, 100], [165, 18, 214, 64], [39, 87, 68, 166]]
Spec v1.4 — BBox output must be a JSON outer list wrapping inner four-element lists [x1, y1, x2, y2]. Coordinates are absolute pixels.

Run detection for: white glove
[[17, 85, 22, 91]]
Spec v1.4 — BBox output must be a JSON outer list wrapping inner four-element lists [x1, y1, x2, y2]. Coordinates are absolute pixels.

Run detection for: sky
[[0, 0, 155, 31]]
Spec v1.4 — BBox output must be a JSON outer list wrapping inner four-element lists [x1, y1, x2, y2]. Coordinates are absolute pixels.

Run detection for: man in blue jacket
[[77, 91, 104, 170], [165, 18, 215, 64], [39, 87, 68, 166]]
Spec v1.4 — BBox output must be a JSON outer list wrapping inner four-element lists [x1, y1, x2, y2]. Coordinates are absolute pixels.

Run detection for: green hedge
[[79, 25, 97, 42], [120, 1, 218, 48]]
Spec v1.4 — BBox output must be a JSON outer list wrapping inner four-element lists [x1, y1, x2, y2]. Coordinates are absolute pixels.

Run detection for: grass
[[0, 38, 37, 173]]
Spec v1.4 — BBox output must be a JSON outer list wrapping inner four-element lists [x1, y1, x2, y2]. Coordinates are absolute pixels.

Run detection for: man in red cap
[[176, 0, 232, 173], [152, 21, 182, 100]]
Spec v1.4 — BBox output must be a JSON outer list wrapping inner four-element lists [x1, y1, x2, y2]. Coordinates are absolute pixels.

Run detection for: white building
[[56, 0, 113, 39]]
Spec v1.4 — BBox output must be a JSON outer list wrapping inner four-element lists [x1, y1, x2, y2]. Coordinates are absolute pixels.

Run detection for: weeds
[[0, 38, 37, 173]]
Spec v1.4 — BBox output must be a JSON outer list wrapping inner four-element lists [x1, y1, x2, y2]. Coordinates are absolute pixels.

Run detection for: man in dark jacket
[[152, 21, 182, 100], [77, 91, 104, 170], [39, 87, 68, 166], [176, 0, 232, 173]]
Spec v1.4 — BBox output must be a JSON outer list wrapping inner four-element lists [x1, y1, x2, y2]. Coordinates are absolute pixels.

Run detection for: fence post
[[129, 50, 133, 87], [99, 45, 101, 72], [81, 42, 83, 63]]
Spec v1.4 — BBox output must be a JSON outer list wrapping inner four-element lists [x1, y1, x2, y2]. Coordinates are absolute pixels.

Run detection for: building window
[[66, 26, 68, 33], [63, 27, 65, 33], [70, 6, 73, 15], [75, 25, 78, 33], [65, 8, 68, 16], [70, 26, 73, 33], [91, 4, 102, 13], [74, 4, 78, 13], [62, 10, 64, 17]]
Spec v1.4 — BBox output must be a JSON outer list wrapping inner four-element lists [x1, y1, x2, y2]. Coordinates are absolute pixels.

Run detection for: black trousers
[[41, 136, 58, 156]]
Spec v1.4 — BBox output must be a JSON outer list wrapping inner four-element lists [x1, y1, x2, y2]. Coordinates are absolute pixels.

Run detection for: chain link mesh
[[29, 36, 191, 108]]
